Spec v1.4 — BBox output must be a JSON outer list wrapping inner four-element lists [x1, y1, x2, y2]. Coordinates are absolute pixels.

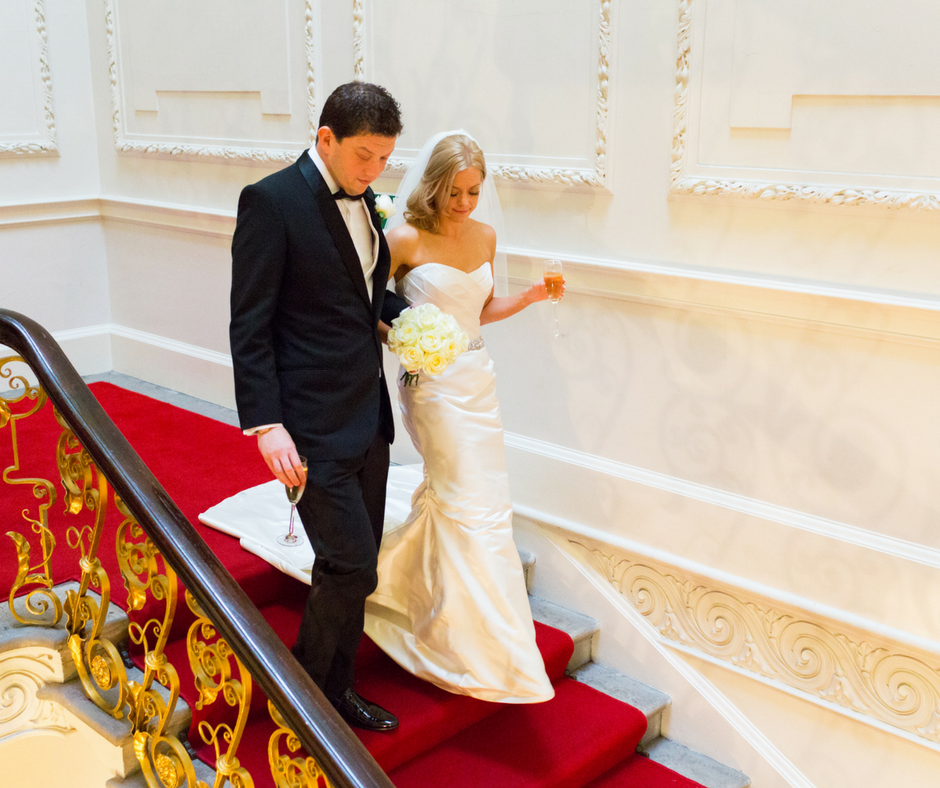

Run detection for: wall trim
[[507, 431, 940, 573], [670, 0, 940, 212], [4, 197, 940, 348], [103, 0, 318, 162], [0, 0, 57, 158], [108, 324, 232, 368], [534, 521, 940, 753], [360, 0, 612, 189]]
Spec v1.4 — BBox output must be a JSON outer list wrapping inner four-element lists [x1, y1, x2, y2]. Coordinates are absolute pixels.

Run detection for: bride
[[364, 131, 564, 703]]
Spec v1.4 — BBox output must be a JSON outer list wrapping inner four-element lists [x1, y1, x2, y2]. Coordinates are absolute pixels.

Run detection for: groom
[[229, 82, 406, 731]]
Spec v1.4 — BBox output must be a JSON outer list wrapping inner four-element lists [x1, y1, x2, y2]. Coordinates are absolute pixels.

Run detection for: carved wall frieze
[[0, 0, 57, 157], [0, 650, 71, 738], [564, 531, 940, 748], [104, 0, 317, 162], [353, 0, 365, 81], [669, 0, 940, 211], [361, 0, 611, 188]]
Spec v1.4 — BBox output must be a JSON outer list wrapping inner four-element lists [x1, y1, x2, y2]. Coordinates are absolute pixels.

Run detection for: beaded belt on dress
[[467, 336, 485, 351]]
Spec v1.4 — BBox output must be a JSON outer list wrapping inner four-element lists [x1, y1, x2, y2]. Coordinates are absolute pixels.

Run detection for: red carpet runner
[[1, 382, 705, 788]]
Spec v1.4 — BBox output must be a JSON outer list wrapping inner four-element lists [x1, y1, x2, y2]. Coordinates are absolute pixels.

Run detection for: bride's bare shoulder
[[468, 219, 496, 257], [387, 222, 422, 255], [468, 218, 496, 241]]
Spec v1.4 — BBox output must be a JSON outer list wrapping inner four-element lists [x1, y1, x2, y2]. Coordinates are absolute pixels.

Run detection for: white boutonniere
[[375, 193, 396, 229]]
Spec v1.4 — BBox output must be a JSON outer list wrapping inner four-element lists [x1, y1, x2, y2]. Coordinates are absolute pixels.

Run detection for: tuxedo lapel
[[363, 189, 390, 321], [297, 152, 372, 311]]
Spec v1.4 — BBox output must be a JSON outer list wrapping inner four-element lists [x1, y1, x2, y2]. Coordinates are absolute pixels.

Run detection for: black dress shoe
[[333, 689, 399, 732]]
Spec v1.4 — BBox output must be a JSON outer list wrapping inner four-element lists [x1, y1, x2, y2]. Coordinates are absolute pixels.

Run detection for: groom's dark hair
[[319, 82, 403, 140]]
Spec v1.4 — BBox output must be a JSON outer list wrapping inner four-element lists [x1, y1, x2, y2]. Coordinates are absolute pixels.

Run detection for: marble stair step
[[570, 662, 671, 747], [642, 738, 751, 788], [38, 661, 193, 781], [528, 595, 599, 672], [518, 546, 535, 590]]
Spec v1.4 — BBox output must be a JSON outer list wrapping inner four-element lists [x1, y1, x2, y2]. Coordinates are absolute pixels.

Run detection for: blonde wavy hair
[[404, 134, 487, 234]]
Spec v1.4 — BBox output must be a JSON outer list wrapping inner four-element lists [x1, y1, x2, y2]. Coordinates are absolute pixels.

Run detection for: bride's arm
[[478, 230, 564, 325], [479, 282, 552, 325], [378, 226, 418, 342]]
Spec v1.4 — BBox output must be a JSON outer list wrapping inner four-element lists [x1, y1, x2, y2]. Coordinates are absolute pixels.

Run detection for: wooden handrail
[[0, 308, 394, 788]]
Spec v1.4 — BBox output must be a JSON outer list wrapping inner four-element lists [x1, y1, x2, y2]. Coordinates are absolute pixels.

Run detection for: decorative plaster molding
[[669, 0, 940, 211], [564, 531, 940, 749], [353, 0, 365, 81], [0, 0, 57, 157], [0, 649, 71, 738], [103, 0, 317, 162], [363, 1, 612, 188]]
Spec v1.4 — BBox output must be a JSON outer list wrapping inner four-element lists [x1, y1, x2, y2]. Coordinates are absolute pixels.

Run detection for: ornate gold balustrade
[[0, 309, 392, 788]]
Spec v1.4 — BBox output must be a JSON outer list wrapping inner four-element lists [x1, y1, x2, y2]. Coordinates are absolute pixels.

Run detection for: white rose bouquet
[[387, 303, 470, 386], [375, 193, 396, 229]]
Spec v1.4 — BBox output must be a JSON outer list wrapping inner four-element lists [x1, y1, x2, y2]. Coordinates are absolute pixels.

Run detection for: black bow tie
[[333, 188, 366, 201]]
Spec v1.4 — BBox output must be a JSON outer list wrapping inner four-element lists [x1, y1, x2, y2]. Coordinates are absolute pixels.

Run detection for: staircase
[[1, 374, 750, 788]]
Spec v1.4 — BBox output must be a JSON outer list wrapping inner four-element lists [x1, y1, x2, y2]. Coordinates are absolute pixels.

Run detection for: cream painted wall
[[1, 0, 108, 353], [3, 2, 940, 786]]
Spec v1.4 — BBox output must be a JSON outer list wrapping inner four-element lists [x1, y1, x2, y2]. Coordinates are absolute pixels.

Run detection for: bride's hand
[[526, 276, 565, 305]]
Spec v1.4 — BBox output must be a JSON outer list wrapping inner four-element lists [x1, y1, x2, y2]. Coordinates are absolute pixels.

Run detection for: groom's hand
[[258, 426, 306, 487], [378, 320, 391, 344]]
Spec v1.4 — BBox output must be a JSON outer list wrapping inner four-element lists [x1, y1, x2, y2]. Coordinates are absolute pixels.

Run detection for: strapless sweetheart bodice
[[396, 262, 493, 339]]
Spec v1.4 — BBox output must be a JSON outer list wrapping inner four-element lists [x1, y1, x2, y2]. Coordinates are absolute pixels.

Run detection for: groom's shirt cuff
[[244, 423, 281, 436]]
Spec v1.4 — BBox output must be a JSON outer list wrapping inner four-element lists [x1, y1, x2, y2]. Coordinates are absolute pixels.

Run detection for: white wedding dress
[[363, 262, 554, 703]]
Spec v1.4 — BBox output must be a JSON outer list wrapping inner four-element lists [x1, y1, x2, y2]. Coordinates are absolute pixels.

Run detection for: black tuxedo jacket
[[230, 150, 406, 459]]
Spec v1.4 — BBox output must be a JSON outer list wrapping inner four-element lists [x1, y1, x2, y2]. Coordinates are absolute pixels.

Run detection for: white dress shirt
[[308, 145, 379, 301]]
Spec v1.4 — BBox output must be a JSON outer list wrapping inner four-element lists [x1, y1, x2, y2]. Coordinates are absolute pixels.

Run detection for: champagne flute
[[543, 259, 565, 338], [276, 456, 307, 547]]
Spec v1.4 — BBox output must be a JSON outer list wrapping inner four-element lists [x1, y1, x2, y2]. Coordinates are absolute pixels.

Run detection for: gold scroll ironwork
[[56, 406, 131, 718], [1, 355, 61, 626], [186, 590, 254, 788], [269, 701, 333, 788], [1, 355, 331, 788], [120, 500, 208, 788]]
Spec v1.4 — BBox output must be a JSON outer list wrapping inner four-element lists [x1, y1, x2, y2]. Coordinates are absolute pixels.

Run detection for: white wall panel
[[0, 0, 56, 156], [364, 0, 610, 187], [106, 0, 318, 160], [674, 0, 940, 207]]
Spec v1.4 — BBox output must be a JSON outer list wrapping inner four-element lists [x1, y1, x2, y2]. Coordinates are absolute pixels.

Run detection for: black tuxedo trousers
[[229, 151, 406, 698]]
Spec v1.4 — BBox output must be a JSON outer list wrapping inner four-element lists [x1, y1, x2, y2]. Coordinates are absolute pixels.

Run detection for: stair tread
[[388, 678, 647, 788], [585, 753, 708, 787], [642, 739, 751, 788], [572, 662, 671, 718], [529, 596, 598, 643]]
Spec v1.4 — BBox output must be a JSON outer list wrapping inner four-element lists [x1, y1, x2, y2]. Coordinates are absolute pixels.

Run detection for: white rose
[[417, 305, 441, 330], [442, 339, 461, 361], [399, 346, 424, 373], [423, 352, 448, 376], [418, 330, 443, 353], [395, 323, 418, 345], [375, 193, 396, 220], [458, 332, 470, 352]]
